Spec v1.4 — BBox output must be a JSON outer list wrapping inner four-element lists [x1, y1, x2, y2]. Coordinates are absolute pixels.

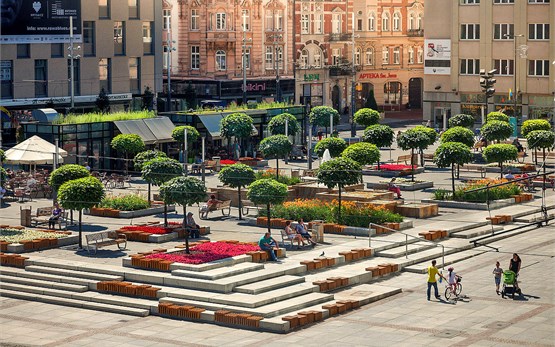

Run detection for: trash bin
[[291, 170, 300, 179], [311, 220, 324, 243], [20, 206, 31, 227], [212, 156, 221, 172]]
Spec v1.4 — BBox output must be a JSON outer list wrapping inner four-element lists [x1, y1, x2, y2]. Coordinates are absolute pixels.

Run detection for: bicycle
[[444, 275, 463, 300]]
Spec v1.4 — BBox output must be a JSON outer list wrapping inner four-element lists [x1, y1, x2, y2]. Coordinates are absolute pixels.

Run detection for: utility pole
[[273, 34, 283, 102], [68, 16, 80, 111], [350, 12, 357, 137], [242, 12, 249, 105]]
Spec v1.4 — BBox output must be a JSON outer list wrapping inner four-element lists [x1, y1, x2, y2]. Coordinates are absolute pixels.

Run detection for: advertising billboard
[[1, 0, 81, 44], [424, 39, 451, 75]]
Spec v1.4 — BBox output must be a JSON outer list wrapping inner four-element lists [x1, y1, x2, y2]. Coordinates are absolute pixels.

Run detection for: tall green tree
[[267, 113, 300, 136], [397, 127, 434, 181], [133, 150, 168, 204], [521, 119, 551, 137], [482, 144, 518, 178], [220, 113, 254, 157], [259, 135, 293, 179], [354, 108, 380, 127], [486, 112, 509, 123], [526, 130, 555, 170], [111, 134, 146, 175], [317, 157, 362, 222], [247, 179, 288, 234], [142, 86, 154, 111], [434, 142, 473, 194], [172, 125, 200, 166], [160, 176, 207, 254], [95, 87, 110, 113], [341, 142, 380, 166], [218, 163, 256, 220], [448, 114, 475, 128], [440, 127, 475, 148], [309, 106, 340, 134], [480, 120, 513, 143], [49, 164, 91, 221], [363, 124, 394, 169]]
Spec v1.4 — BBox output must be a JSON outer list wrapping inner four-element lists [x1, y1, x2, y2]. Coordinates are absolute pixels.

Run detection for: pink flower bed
[[374, 164, 417, 171], [119, 226, 172, 235], [145, 242, 260, 265], [220, 159, 237, 165]]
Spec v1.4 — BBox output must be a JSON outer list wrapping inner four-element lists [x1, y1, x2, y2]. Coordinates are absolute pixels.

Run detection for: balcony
[[329, 65, 354, 77], [206, 31, 237, 42], [407, 29, 424, 37], [327, 33, 352, 42]]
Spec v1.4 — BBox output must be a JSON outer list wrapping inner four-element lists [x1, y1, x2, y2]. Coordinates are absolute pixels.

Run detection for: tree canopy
[[434, 142, 473, 193], [172, 125, 200, 144], [141, 157, 183, 186], [49, 164, 91, 190], [247, 179, 288, 206], [397, 127, 434, 151], [317, 157, 362, 189], [220, 113, 254, 140], [259, 135, 293, 159], [353, 108, 380, 127], [480, 120, 513, 142], [483, 144, 518, 176], [267, 113, 300, 136], [111, 134, 145, 156], [521, 119, 551, 137], [160, 176, 207, 208], [362, 124, 394, 148], [526, 130, 555, 151], [58, 177, 105, 211], [486, 112, 509, 123], [219, 163, 256, 189], [309, 106, 340, 127], [341, 142, 380, 166], [440, 126, 475, 147], [133, 150, 168, 172], [448, 114, 475, 128], [314, 137, 347, 157]]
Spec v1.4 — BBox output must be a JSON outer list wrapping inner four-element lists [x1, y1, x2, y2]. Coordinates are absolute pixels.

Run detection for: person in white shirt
[[447, 267, 458, 296]]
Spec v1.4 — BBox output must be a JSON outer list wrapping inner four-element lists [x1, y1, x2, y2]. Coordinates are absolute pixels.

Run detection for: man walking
[[427, 260, 446, 301]]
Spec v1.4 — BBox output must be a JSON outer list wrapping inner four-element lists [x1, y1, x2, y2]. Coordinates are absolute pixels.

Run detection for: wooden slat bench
[[199, 200, 232, 219], [459, 164, 487, 178], [86, 231, 127, 255], [31, 207, 68, 229], [396, 154, 418, 165]]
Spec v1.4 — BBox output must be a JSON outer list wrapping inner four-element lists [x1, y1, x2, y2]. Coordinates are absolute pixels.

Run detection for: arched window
[[312, 48, 322, 68], [355, 48, 361, 65], [368, 12, 375, 31], [300, 49, 309, 68], [417, 13, 422, 30], [393, 47, 401, 64], [215, 50, 226, 70], [365, 47, 374, 65], [393, 12, 401, 32], [408, 46, 414, 64], [409, 13, 415, 30], [382, 12, 390, 32]]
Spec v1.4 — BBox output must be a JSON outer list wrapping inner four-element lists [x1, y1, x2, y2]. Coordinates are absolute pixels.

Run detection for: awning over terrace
[[114, 117, 175, 145]]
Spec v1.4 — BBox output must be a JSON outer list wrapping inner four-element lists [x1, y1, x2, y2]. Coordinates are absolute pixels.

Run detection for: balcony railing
[[327, 33, 352, 42], [407, 29, 424, 37]]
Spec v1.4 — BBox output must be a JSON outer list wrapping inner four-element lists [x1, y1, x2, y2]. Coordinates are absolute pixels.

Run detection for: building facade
[[424, 0, 555, 129], [164, 0, 295, 107], [295, 0, 425, 113], [0, 0, 163, 113]]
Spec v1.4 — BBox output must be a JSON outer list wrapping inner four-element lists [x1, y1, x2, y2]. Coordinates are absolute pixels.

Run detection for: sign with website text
[[1, 0, 81, 44]]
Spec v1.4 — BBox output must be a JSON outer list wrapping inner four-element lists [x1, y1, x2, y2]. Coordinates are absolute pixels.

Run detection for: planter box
[[366, 181, 434, 191], [85, 205, 176, 218], [394, 203, 438, 219], [421, 198, 515, 210], [362, 167, 425, 177]]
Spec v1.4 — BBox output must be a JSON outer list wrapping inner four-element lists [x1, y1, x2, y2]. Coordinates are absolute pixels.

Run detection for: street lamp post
[[272, 34, 283, 103], [241, 13, 252, 105], [68, 16, 80, 111], [166, 15, 175, 112], [350, 12, 357, 137], [504, 34, 525, 119]]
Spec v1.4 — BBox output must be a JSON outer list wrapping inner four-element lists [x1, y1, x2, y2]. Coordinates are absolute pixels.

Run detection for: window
[[408, 47, 414, 64], [355, 48, 361, 65], [191, 9, 199, 30], [528, 60, 549, 76], [163, 9, 171, 30], [417, 14, 422, 30], [312, 49, 322, 68], [356, 18, 363, 31], [17, 44, 30, 58], [241, 10, 250, 31], [276, 46, 283, 69], [265, 47, 273, 69], [99, 58, 111, 93], [332, 48, 341, 65], [382, 47, 389, 65], [99, 0, 110, 18], [216, 13, 226, 30], [314, 14, 323, 34], [242, 48, 250, 69], [460, 59, 480, 75], [384, 82, 401, 104], [529, 24, 550, 40], [34, 60, 47, 97], [368, 13, 375, 31], [51, 43, 64, 58], [494, 24, 514, 40], [215, 50, 226, 70], [528, 0, 550, 3], [417, 47, 423, 63], [67, 59, 80, 96], [408, 13, 414, 30], [382, 12, 390, 31], [494, 0, 514, 3], [393, 13, 401, 32], [461, 0, 480, 4], [129, 0, 139, 19], [393, 47, 400, 64], [275, 10, 284, 31], [494, 59, 514, 75], [191, 46, 200, 70], [300, 50, 308, 68], [366, 48, 374, 65], [114, 21, 125, 55], [461, 24, 480, 40], [332, 14, 342, 34], [1, 60, 13, 99], [129, 58, 140, 93], [142, 22, 153, 54], [83, 21, 95, 56], [301, 14, 309, 34]]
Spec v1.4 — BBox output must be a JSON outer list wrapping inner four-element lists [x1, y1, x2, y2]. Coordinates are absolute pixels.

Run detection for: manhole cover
[[484, 321, 512, 329], [432, 329, 461, 339]]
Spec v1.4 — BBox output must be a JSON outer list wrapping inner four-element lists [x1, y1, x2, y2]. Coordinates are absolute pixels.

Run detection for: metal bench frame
[[85, 231, 127, 255]]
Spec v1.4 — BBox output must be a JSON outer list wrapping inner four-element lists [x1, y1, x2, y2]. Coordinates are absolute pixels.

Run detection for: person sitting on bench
[[185, 212, 200, 239], [388, 178, 402, 199], [48, 202, 63, 229], [295, 218, 317, 246], [285, 220, 306, 249], [258, 232, 279, 262], [200, 194, 221, 218]]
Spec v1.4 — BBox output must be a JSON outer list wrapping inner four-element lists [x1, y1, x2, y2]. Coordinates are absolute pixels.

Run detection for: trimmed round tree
[[363, 124, 394, 169], [141, 157, 183, 226], [486, 112, 509, 123], [172, 125, 200, 164], [309, 106, 340, 129], [259, 135, 293, 179], [434, 142, 473, 194], [317, 157, 362, 222], [314, 137, 347, 158], [247, 179, 288, 234], [267, 113, 300, 136], [133, 150, 168, 203], [49, 164, 91, 191], [521, 119, 551, 137], [482, 144, 518, 178], [57, 177, 105, 249], [111, 134, 146, 175], [218, 163, 256, 220], [354, 108, 380, 127], [342, 142, 380, 167], [526, 130, 555, 169], [160, 176, 207, 254], [397, 127, 433, 181], [480, 120, 513, 143], [440, 126, 475, 148], [220, 113, 254, 157], [448, 114, 475, 128], [414, 125, 438, 166]]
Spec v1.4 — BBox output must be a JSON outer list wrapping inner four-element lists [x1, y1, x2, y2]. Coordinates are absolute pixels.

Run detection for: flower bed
[[374, 164, 417, 171], [220, 159, 237, 165], [145, 241, 260, 265], [119, 225, 173, 235], [0, 228, 70, 244], [433, 178, 521, 203]]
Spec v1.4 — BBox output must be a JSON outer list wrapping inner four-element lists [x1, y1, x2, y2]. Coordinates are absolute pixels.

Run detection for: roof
[[114, 117, 175, 145]]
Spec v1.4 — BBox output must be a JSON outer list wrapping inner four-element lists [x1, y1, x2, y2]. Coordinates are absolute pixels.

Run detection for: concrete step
[[171, 262, 265, 280], [0, 267, 96, 288], [467, 223, 540, 245], [450, 225, 504, 239], [160, 292, 334, 318], [0, 274, 89, 292], [375, 242, 437, 258], [234, 275, 306, 294], [25, 265, 124, 282], [0, 289, 150, 317], [27, 259, 126, 277], [402, 250, 488, 273]]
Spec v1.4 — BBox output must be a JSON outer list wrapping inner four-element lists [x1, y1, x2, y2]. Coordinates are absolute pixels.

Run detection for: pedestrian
[[387, 178, 402, 199], [258, 232, 279, 262], [427, 260, 446, 301], [509, 253, 521, 289], [493, 261, 503, 295]]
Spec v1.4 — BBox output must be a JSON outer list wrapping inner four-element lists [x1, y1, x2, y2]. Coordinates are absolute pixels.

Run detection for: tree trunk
[[500, 162, 503, 179], [420, 149, 424, 167], [456, 164, 460, 179], [377, 160, 381, 170], [78, 210, 82, 249], [147, 183, 151, 205], [451, 163, 455, 195], [183, 212, 190, 254], [276, 158, 279, 180], [238, 186, 243, 220], [70, 209, 73, 226], [543, 148, 547, 189], [164, 203, 168, 227], [337, 185, 342, 223], [410, 148, 415, 182], [266, 203, 271, 234]]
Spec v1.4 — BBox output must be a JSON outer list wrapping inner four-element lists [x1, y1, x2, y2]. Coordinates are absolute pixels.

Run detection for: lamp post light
[[241, 13, 252, 105], [68, 16, 80, 111]]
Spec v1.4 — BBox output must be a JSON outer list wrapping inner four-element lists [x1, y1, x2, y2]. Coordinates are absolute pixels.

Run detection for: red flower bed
[[145, 242, 260, 265], [374, 164, 417, 171], [220, 159, 237, 165], [119, 226, 172, 235]]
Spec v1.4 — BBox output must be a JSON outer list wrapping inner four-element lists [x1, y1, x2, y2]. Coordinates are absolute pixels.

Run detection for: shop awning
[[114, 117, 176, 145], [143, 117, 175, 144], [198, 114, 224, 139]]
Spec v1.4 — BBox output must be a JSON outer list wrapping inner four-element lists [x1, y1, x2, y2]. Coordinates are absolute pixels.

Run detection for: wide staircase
[[1, 202, 552, 333]]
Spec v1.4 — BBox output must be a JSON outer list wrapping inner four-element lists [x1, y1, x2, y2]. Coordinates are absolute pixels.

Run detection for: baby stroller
[[501, 270, 522, 299]]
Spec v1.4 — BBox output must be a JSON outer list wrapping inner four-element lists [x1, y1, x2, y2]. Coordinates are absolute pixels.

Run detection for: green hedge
[[99, 194, 150, 211]]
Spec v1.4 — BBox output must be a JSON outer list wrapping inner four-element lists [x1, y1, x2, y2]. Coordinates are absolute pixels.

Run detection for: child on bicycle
[[447, 267, 458, 296]]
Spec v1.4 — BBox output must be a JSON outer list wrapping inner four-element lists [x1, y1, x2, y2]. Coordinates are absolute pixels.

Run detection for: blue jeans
[[427, 281, 439, 300], [260, 245, 278, 261]]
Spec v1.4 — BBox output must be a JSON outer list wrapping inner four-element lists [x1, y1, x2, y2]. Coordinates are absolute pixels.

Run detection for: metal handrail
[[369, 223, 445, 269]]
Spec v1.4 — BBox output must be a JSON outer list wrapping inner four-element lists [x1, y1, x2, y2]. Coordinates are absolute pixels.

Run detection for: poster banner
[[424, 39, 451, 75], [1, 0, 81, 44]]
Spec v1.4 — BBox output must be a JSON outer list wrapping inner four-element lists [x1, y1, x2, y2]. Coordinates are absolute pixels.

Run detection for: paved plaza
[[1, 118, 554, 346]]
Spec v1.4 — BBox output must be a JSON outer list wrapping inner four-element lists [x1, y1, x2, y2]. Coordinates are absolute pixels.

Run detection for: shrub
[[314, 137, 347, 157], [134, 150, 167, 172], [259, 135, 292, 159], [486, 112, 509, 123], [342, 142, 380, 166], [482, 144, 518, 165], [526, 130, 555, 152], [267, 113, 300, 136], [309, 106, 340, 127], [172, 125, 200, 144], [53, 111, 155, 125], [440, 127, 475, 147], [99, 194, 150, 211], [49, 164, 90, 190], [521, 119, 551, 137], [254, 170, 301, 186], [448, 114, 475, 128], [111, 134, 145, 156], [414, 125, 438, 146], [452, 179, 521, 203], [354, 108, 380, 127], [480, 120, 513, 142], [335, 201, 403, 227]]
